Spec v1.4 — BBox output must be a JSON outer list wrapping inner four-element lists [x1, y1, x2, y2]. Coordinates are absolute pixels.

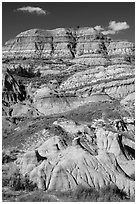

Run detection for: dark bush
[[2, 163, 37, 191], [10, 174, 37, 191], [9, 65, 41, 78], [2, 163, 20, 187], [53, 184, 128, 202], [73, 185, 99, 201], [130, 173, 135, 180], [2, 148, 21, 164], [98, 184, 127, 202]]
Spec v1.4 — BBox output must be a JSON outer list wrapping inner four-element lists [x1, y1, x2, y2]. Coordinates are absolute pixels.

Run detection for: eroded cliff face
[[16, 118, 135, 196], [2, 27, 134, 61], [3, 28, 78, 59], [2, 27, 135, 200], [2, 27, 135, 119]]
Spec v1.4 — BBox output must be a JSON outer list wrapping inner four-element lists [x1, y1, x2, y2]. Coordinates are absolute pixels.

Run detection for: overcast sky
[[2, 2, 135, 45]]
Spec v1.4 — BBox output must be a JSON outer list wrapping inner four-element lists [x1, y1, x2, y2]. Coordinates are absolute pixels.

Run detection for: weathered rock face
[[2, 26, 135, 201], [2, 27, 134, 62], [59, 64, 134, 97], [2, 70, 26, 105], [17, 118, 135, 196], [2, 28, 77, 59], [107, 41, 135, 56], [32, 93, 113, 116], [2, 27, 135, 118]]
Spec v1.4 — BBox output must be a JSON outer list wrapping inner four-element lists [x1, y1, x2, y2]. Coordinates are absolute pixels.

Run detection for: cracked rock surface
[[2, 26, 135, 201], [16, 118, 135, 196]]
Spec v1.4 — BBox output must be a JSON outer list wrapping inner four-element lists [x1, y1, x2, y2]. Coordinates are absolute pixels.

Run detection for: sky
[[2, 2, 135, 45]]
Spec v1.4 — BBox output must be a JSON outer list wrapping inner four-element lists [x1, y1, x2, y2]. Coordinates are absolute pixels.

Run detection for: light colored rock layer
[[17, 118, 135, 196], [3, 28, 134, 60]]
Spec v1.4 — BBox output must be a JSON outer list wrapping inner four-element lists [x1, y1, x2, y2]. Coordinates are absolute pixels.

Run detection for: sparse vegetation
[[2, 26, 135, 202], [66, 29, 77, 58], [52, 184, 130, 202], [9, 64, 41, 78], [130, 173, 135, 180], [2, 148, 20, 164], [3, 151, 134, 202], [2, 69, 27, 104], [3, 183, 134, 202], [2, 163, 37, 191], [124, 55, 135, 63]]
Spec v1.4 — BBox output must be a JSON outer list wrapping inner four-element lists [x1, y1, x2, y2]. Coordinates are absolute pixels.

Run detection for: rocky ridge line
[[2, 27, 134, 61]]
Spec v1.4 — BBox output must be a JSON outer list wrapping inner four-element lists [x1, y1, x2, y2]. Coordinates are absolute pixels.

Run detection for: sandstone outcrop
[[2, 27, 135, 118], [16, 118, 134, 196], [3, 27, 134, 62], [59, 64, 134, 99], [53, 118, 90, 135], [2, 28, 77, 59], [2, 26, 135, 199]]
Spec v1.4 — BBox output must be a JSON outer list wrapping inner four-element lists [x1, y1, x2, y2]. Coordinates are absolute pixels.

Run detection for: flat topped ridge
[[5, 27, 134, 45], [16, 27, 98, 38], [16, 28, 51, 37], [3, 27, 99, 46], [2, 26, 135, 60]]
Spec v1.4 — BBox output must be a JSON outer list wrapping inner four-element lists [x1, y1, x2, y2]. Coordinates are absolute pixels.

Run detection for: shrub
[[73, 185, 99, 201], [9, 65, 41, 78], [98, 184, 127, 202], [16, 190, 60, 202], [130, 173, 135, 180], [10, 174, 37, 191], [3, 183, 135, 202], [2, 163, 20, 187], [2, 163, 37, 191], [53, 184, 130, 202], [124, 55, 135, 63], [2, 148, 20, 164]]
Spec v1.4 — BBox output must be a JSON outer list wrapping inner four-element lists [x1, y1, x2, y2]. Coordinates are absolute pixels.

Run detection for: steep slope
[[2, 27, 135, 118], [2, 26, 135, 201], [16, 118, 134, 196], [2, 69, 26, 105], [3, 27, 134, 61]]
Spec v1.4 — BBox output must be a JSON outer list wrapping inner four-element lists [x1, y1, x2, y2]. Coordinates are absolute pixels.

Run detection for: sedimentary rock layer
[[2, 27, 134, 61], [17, 118, 135, 196], [2, 27, 135, 118]]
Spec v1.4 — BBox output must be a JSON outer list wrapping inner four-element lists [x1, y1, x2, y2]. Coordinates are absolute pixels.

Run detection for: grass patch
[[2, 175, 134, 202], [53, 184, 129, 202], [11, 184, 134, 202]]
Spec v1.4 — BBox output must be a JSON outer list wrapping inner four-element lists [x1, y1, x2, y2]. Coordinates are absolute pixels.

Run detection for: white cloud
[[16, 6, 49, 15], [94, 25, 104, 31], [102, 30, 115, 35], [108, 21, 130, 32], [94, 21, 130, 35]]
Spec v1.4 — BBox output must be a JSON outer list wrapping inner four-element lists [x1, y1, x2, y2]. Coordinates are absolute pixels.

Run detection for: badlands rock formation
[[17, 118, 135, 196], [2, 28, 134, 60], [2, 27, 135, 199], [2, 27, 134, 117]]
